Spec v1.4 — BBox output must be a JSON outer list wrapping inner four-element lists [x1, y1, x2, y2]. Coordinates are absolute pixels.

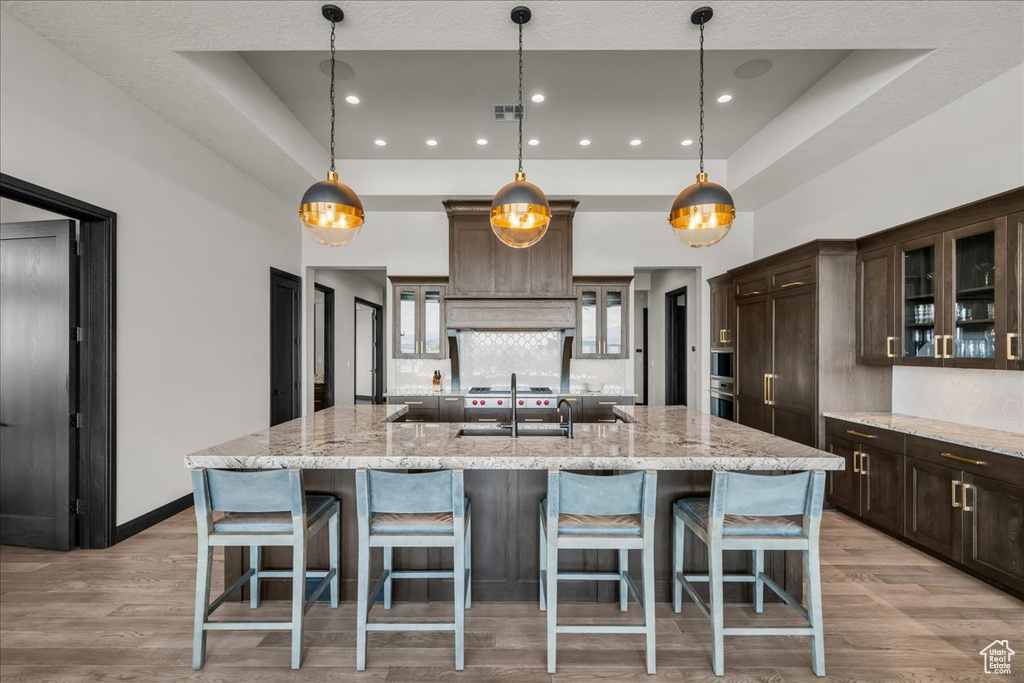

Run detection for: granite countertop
[[823, 412, 1023, 459], [385, 391, 638, 398], [185, 405, 842, 471]]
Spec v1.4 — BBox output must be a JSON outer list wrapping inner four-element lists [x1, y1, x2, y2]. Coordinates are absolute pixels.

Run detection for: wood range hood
[[442, 198, 579, 331]]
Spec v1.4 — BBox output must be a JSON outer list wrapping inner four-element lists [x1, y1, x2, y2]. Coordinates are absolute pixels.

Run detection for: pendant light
[[669, 6, 736, 248], [490, 5, 551, 249], [298, 5, 365, 247]]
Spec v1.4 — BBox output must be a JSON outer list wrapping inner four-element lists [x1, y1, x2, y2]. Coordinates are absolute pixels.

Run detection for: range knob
[[497, 400, 503, 406], [536, 400, 542, 406], [480, 400, 487, 406], [472, 400, 478, 406], [519, 400, 524, 406], [544, 400, 550, 406]]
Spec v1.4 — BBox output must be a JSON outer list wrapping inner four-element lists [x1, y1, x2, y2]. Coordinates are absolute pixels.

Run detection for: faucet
[[557, 398, 574, 439], [509, 372, 518, 438]]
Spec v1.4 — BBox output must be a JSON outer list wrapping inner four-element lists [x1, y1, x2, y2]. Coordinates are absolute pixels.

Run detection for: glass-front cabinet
[[392, 279, 447, 360], [575, 279, 630, 359], [898, 236, 943, 364]]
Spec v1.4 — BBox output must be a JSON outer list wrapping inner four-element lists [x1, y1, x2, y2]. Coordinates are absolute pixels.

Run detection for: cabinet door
[[961, 473, 1024, 592], [529, 217, 570, 297], [421, 286, 446, 359], [857, 247, 897, 365], [827, 436, 860, 514], [770, 286, 816, 446], [943, 218, 1005, 369], [905, 456, 961, 560], [860, 445, 904, 535], [602, 286, 629, 358], [451, 221, 496, 296], [711, 283, 729, 348], [897, 234, 944, 365], [440, 396, 465, 423], [576, 286, 602, 358], [735, 295, 771, 434], [394, 285, 420, 358], [1006, 211, 1024, 370], [494, 240, 530, 297]]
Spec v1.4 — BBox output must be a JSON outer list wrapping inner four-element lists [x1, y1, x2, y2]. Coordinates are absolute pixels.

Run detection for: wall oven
[[710, 376, 734, 421], [710, 349, 734, 380]]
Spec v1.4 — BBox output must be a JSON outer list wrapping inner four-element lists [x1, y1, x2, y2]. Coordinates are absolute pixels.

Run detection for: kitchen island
[[186, 405, 842, 604]]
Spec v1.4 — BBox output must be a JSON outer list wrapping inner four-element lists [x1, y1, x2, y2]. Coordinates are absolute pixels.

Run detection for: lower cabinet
[[825, 435, 904, 535], [905, 456, 961, 559], [961, 472, 1024, 591]]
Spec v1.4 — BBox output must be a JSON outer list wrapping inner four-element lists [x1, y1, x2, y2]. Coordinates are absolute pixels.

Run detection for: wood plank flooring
[[1, 510, 1021, 682]]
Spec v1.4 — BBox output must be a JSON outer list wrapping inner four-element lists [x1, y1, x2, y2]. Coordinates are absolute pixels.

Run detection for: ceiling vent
[[492, 104, 524, 122]]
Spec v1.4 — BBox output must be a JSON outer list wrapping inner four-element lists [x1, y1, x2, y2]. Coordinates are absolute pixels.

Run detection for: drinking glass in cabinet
[[952, 231, 995, 359], [903, 246, 936, 358]]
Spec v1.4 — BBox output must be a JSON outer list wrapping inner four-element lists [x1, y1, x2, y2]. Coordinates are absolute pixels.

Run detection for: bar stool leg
[[546, 540, 558, 673], [249, 545, 261, 609], [192, 544, 213, 669], [453, 527, 466, 670], [538, 514, 546, 612], [642, 538, 656, 674], [709, 546, 725, 676], [465, 513, 473, 610], [618, 549, 629, 612], [753, 549, 765, 614], [356, 529, 369, 671], [672, 512, 684, 614], [290, 537, 307, 670], [383, 547, 393, 610], [329, 508, 340, 609], [806, 546, 826, 676]]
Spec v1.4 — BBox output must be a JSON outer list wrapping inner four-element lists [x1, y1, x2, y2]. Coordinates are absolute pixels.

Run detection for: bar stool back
[[672, 470, 827, 676], [540, 469, 658, 674], [355, 468, 471, 671], [191, 467, 340, 670]]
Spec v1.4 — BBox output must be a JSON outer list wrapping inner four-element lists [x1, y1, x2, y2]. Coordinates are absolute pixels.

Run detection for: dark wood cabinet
[[709, 274, 735, 348], [389, 395, 440, 422], [856, 247, 897, 364], [391, 279, 447, 360], [906, 455, 961, 559], [770, 285, 817, 447], [574, 278, 631, 359], [440, 396, 465, 423], [825, 433, 904, 535], [961, 472, 1024, 592], [580, 395, 634, 422], [735, 294, 771, 432], [826, 436, 860, 513], [1007, 211, 1024, 370]]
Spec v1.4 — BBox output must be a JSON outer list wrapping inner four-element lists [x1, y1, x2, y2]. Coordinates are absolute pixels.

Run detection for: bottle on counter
[[432, 370, 442, 393]]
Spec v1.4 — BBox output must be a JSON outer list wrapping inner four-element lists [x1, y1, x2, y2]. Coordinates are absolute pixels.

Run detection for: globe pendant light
[[669, 6, 736, 248], [490, 6, 551, 249], [298, 5, 365, 247]]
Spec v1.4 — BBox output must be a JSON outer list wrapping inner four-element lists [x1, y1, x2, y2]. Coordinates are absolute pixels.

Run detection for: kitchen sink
[[456, 426, 568, 438]]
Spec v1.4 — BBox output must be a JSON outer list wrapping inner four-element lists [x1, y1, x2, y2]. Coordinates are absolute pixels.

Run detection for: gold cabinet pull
[[1008, 332, 1021, 360], [763, 374, 770, 404], [404, 401, 424, 405], [477, 418, 498, 423], [598, 419, 617, 423], [524, 418, 544, 423], [934, 336, 943, 359], [860, 452, 869, 476], [940, 451, 985, 466], [561, 397, 577, 402], [886, 336, 896, 358], [444, 397, 459, 402], [720, 329, 726, 344], [943, 334, 953, 359], [769, 374, 775, 404], [598, 401, 618, 405], [961, 482, 973, 512], [742, 290, 764, 298], [779, 281, 805, 289], [951, 479, 961, 508], [852, 451, 861, 474], [846, 429, 876, 439]]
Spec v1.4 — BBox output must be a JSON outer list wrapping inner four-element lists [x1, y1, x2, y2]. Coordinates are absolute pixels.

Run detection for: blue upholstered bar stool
[[539, 469, 658, 674], [191, 467, 340, 670], [672, 470, 827, 677], [355, 468, 472, 671]]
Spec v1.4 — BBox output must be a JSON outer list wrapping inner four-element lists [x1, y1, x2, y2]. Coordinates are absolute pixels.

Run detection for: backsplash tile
[[460, 331, 562, 389], [391, 358, 450, 394], [892, 366, 1024, 433], [569, 358, 630, 394]]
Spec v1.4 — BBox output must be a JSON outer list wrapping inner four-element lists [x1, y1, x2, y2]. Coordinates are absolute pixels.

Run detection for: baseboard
[[114, 493, 193, 544]]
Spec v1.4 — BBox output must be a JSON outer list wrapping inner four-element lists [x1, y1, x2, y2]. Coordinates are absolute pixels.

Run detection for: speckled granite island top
[[824, 412, 1024, 459], [185, 405, 842, 471]]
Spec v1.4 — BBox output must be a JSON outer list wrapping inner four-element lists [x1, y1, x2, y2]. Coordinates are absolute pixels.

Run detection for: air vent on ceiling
[[492, 104, 524, 122]]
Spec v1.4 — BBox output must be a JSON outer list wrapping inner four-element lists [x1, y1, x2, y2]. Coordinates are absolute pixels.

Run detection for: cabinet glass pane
[[398, 289, 416, 355], [424, 290, 443, 355], [952, 231, 996, 359], [580, 290, 599, 354], [902, 245, 937, 359], [605, 290, 622, 355]]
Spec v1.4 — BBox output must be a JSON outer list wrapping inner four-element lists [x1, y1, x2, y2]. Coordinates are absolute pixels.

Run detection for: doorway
[[0, 174, 116, 550], [313, 283, 335, 411], [665, 286, 687, 406], [354, 297, 383, 404], [270, 268, 301, 426]]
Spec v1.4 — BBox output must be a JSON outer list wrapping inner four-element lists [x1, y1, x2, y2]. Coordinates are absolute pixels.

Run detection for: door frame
[[640, 307, 649, 405], [1, 173, 116, 549], [314, 283, 335, 409], [354, 297, 384, 404], [269, 268, 302, 425], [664, 286, 687, 405]]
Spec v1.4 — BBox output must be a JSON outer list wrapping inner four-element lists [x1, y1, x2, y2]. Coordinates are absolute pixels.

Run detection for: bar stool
[[191, 467, 340, 670], [539, 469, 658, 674], [672, 470, 827, 677], [355, 468, 471, 671]]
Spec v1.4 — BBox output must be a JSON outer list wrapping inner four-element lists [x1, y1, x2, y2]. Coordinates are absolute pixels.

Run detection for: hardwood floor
[[1, 510, 1020, 682]]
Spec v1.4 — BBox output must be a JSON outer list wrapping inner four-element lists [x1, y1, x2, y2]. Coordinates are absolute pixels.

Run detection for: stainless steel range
[[464, 386, 555, 409]]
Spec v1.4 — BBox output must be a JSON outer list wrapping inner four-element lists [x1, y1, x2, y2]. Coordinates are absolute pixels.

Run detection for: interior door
[[269, 269, 301, 426], [770, 286, 817, 446], [0, 219, 77, 550], [735, 294, 771, 434]]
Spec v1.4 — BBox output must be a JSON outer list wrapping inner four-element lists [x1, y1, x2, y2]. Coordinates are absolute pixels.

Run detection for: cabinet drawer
[[466, 408, 510, 423], [582, 410, 620, 423], [390, 396, 439, 410], [440, 396, 465, 423], [735, 272, 770, 299], [397, 408, 439, 423], [581, 396, 634, 411], [826, 418, 904, 454], [905, 435, 1023, 487], [770, 258, 817, 291]]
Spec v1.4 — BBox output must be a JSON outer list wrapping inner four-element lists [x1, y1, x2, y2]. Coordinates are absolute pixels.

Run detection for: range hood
[[444, 297, 576, 331]]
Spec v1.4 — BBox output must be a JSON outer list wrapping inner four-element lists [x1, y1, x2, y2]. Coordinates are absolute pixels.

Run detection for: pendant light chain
[[698, 18, 705, 176], [517, 21, 524, 174], [329, 19, 337, 173]]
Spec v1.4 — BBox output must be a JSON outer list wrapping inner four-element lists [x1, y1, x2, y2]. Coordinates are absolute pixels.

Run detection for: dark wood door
[[0, 219, 77, 550], [857, 247, 896, 365], [961, 472, 1024, 593], [1006, 211, 1024, 370], [770, 286, 816, 446], [826, 436, 860, 515], [860, 445, 904, 535], [905, 456, 961, 559], [735, 294, 771, 434], [710, 282, 728, 348], [270, 269, 301, 426]]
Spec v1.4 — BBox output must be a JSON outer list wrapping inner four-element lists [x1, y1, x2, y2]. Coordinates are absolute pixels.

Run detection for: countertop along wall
[[0, 12, 301, 525]]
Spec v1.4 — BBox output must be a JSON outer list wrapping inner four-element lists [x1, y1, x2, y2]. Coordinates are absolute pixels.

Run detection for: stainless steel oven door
[[710, 389, 734, 421]]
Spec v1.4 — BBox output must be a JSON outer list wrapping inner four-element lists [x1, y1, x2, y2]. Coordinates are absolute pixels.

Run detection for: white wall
[[0, 12, 300, 525]]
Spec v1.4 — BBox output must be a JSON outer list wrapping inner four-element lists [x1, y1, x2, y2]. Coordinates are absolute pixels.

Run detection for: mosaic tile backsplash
[[892, 366, 1024, 433], [460, 331, 563, 389]]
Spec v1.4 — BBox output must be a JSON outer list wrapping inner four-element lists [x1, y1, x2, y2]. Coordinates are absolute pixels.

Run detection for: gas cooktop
[[467, 386, 554, 395]]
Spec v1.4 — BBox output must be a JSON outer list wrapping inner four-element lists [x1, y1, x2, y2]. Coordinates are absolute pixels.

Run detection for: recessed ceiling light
[[579, 139, 591, 147], [476, 138, 488, 146], [528, 138, 540, 146], [630, 139, 642, 147], [374, 139, 387, 147], [717, 94, 733, 103], [531, 93, 545, 103], [734, 58, 773, 80], [425, 139, 438, 147], [345, 95, 360, 105], [681, 139, 694, 146]]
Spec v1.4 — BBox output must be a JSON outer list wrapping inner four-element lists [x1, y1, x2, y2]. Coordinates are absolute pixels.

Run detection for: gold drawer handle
[[524, 418, 544, 423], [852, 451, 861, 474], [779, 281, 806, 289], [940, 452, 985, 466], [1008, 333, 1021, 361], [860, 452, 869, 476], [561, 398, 577, 402], [961, 482, 973, 512], [405, 419, 424, 423], [598, 401, 618, 405], [598, 419, 617, 423], [886, 336, 896, 358], [741, 290, 764, 298], [444, 398, 460, 402], [404, 401, 424, 405], [951, 479, 961, 508], [846, 429, 876, 439], [477, 418, 498, 423]]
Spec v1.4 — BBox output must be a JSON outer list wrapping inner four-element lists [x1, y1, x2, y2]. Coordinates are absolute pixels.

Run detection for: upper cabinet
[[575, 278, 631, 359], [444, 199, 579, 298], [856, 187, 1024, 370], [709, 274, 735, 349], [392, 278, 447, 359]]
